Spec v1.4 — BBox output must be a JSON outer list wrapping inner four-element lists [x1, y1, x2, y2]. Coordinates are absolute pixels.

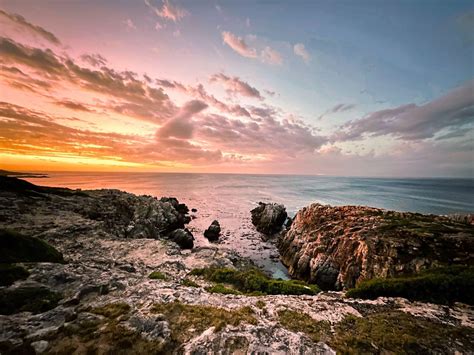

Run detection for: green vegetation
[[206, 283, 242, 295], [0, 229, 64, 263], [0, 286, 62, 315], [277, 308, 474, 354], [180, 278, 200, 287], [90, 302, 131, 319], [378, 212, 474, 237], [0, 264, 29, 286], [330, 311, 474, 354], [152, 301, 256, 345], [190, 267, 320, 296], [346, 266, 474, 305], [278, 309, 331, 343], [255, 300, 266, 309], [47, 302, 169, 354], [149, 271, 167, 280]]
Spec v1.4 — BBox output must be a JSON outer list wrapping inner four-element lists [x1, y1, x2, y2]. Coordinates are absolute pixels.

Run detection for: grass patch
[[330, 311, 474, 354], [151, 301, 256, 345], [48, 302, 167, 354], [0, 285, 62, 315], [206, 284, 242, 295], [90, 302, 131, 319], [278, 309, 331, 343], [190, 267, 320, 296], [255, 300, 266, 309], [0, 264, 29, 286], [346, 265, 474, 305], [149, 271, 167, 280], [180, 278, 199, 287], [0, 229, 64, 263]]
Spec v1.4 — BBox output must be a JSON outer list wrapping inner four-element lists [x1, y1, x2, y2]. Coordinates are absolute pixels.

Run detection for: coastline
[[0, 176, 473, 354]]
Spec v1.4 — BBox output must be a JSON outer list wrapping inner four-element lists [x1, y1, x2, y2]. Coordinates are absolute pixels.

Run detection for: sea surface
[[25, 172, 474, 278]]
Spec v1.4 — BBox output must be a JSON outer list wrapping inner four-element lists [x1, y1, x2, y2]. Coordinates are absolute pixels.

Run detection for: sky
[[0, 0, 473, 177]]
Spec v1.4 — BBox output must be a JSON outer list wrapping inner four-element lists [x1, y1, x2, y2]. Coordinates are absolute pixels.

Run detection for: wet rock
[[251, 202, 287, 235], [204, 220, 221, 241], [169, 228, 194, 249], [278, 203, 474, 290]]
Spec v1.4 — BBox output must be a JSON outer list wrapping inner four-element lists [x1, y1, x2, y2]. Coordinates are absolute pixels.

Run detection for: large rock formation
[[251, 202, 287, 235], [0, 176, 192, 248], [204, 220, 221, 241], [278, 204, 474, 290]]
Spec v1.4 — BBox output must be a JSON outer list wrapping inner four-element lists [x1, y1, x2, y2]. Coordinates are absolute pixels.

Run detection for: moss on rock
[[346, 265, 474, 305], [149, 271, 167, 280], [0, 229, 64, 264], [0, 285, 62, 315], [190, 266, 320, 296], [0, 264, 29, 286]]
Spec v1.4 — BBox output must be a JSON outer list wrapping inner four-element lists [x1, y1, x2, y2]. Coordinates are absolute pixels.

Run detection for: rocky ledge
[[1, 178, 473, 354], [278, 203, 474, 290]]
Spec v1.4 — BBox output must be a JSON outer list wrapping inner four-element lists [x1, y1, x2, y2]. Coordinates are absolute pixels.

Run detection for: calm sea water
[[25, 172, 474, 278]]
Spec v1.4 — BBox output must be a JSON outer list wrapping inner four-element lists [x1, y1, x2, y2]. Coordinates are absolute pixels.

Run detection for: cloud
[[80, 53, 107, 67], [124, 19, 137, 31], [293, 43, 310, 64], [157, 100, 208, 139], [0, 37, 177, 123], [0, 9, 61, 45], [145, 0, 189, 22], [53, 99, 94, 112], [261, 46, 283, 65], [221, 31, 257, 58], [335, 80, 474, 141], [209, 73, 262, 99]]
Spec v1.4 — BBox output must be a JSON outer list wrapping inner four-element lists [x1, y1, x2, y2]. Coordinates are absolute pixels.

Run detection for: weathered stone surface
[[204, 220, 221, 241], [278, 203, 474, 290], [251, 202, 288, 235]]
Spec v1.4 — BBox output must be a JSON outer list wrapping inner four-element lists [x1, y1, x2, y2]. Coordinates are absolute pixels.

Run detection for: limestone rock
[[278, 203, 474, 290]]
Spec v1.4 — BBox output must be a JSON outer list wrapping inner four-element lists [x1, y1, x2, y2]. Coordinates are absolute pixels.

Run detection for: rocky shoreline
[[1, 176, 473, 354]]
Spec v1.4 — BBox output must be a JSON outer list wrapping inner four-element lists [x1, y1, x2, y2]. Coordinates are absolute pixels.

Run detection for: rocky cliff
[[278, 204, 474, 290]]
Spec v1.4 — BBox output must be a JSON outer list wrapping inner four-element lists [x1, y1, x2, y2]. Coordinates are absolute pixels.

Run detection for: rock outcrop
[[251, 202, 287, 235], [169, 228, 194, 249], [0, 176, 191, 248], [278, 203, 474, 290], [204, 220, 221, 241]]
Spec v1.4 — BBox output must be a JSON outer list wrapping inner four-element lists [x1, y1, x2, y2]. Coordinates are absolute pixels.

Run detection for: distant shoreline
[[0, 170, 49, 179]]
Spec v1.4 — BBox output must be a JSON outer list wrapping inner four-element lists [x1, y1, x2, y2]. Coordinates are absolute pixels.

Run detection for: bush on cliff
[[346, 265, 474, 305], [190, 267, 320, 296], [0, 229, 64, 263]]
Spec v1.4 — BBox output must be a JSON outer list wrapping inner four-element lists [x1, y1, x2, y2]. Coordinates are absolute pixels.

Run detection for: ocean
[[24, 172, 474, 278]]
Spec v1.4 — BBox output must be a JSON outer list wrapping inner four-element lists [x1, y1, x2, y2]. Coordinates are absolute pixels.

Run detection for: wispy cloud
[[144, 0, 189, 22], [124, 19, 137, 31], [221, 31, 257, 58], [261, 46, 283, 65], [210, 73, 263, 100], [293, 43, 310, 64], [0, 9, 61, 45]]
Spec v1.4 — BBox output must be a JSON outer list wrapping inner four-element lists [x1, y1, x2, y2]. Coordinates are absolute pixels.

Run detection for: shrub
[[346, 265, 474, 305], [0, 229, 64, 263], [149, 271, 167, 280], [189, 267, 320, 296], [0, 264, 29, 286], [0, 285, 62, 315], [180, 278, 200, 287], [206, 284, 241, 295]]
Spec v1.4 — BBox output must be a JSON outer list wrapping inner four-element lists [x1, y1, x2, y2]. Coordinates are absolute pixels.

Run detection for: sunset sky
[[0, 0, 473, 177]]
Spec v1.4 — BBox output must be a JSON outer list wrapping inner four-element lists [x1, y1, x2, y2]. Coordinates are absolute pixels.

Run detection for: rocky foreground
[[1, 176, 474, 354]]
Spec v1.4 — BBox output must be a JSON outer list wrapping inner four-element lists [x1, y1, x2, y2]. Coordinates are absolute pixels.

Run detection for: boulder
[[278, 203, 474, 290], [169, 228, 194, 249], [204, 220, 221, 241], [250, 202, 287, 235]]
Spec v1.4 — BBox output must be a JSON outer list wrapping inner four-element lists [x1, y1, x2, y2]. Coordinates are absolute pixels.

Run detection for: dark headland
[[0, 175, 473, 354]]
